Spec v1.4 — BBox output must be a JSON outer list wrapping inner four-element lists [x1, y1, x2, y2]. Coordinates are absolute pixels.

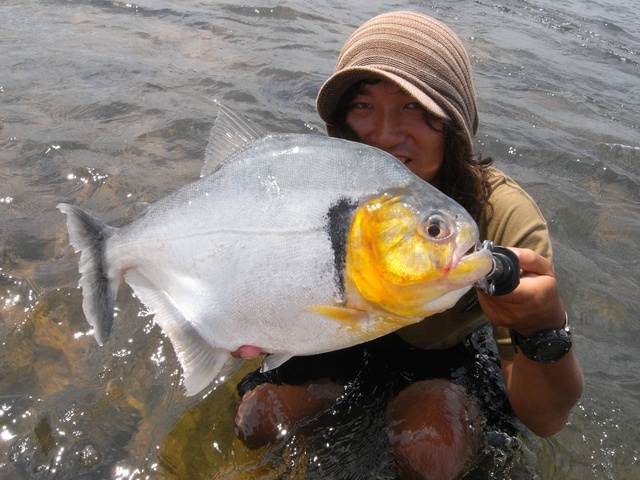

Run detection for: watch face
[[535, 339, 571, 362], [513, 327, 572, 363]]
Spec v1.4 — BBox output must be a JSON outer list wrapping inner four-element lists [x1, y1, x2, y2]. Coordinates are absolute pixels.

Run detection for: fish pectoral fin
[[124, 270, 237, 396], [306, 304, 371, 324], [260, 353, 294, 373]]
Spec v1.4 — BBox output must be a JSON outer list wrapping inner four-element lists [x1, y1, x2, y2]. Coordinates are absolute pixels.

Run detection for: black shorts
[[237, 323, 519, 435]]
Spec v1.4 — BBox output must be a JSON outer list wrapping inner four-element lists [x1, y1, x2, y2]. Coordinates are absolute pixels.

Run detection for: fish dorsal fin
[[200, 101, 267, 178]]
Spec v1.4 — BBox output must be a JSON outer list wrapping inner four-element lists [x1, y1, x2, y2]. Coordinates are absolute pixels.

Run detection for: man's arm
[[478, 248, 584, 436]]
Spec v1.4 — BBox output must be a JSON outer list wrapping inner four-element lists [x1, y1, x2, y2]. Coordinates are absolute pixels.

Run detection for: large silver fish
[[58, 105, 492, 396]]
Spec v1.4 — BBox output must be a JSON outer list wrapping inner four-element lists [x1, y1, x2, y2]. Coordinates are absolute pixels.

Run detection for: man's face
[[345, 80, 446, 186]]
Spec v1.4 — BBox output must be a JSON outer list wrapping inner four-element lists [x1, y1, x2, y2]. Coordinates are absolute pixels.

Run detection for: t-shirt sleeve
[[479, 168, 554, 360]]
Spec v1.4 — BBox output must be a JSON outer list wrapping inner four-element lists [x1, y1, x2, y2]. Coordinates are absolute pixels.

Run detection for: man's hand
[[477, 247, 565, 336]]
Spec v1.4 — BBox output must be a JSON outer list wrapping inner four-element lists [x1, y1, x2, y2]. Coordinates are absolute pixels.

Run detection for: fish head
[[345, 189, 493, 319]]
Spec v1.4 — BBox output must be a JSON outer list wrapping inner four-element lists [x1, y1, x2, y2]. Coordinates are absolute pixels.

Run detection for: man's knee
[[235, 379, 343, 449], [385, 379, 482, 480]]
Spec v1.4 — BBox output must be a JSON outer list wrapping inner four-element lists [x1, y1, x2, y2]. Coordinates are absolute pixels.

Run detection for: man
[[234, 11, 583, 479]]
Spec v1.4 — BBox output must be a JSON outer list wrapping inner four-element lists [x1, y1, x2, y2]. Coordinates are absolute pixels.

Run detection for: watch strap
[[510, 312, 572, 363]]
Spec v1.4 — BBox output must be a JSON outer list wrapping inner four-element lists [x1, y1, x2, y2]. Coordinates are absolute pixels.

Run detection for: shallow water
[[1, 0, 639, 478]]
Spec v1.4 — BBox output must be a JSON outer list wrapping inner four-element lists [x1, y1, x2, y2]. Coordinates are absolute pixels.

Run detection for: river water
[[1, 0, 638, 478]]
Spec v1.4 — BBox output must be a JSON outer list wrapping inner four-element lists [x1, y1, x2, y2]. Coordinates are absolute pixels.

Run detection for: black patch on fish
[[326, 197, 359, 297]]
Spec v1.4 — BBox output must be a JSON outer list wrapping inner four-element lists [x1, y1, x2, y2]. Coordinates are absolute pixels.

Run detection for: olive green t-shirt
[[395, 167, 552, 361]]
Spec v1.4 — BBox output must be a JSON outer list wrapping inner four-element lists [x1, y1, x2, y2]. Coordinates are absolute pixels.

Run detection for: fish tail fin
[[57, 203, 119, 345]]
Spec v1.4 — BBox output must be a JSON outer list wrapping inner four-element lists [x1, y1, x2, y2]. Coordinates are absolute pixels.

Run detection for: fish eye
[[423, 214, 451, 240]]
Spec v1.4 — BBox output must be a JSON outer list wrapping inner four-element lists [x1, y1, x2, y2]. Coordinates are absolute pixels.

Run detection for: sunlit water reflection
[[1, 0, 639, 478]]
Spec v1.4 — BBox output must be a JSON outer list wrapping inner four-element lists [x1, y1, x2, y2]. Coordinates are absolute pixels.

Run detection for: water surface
[[1, 0, 639, 478]]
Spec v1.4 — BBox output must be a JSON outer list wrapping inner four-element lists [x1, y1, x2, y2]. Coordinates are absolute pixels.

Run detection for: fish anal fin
[[306, 304, 370, 324], [124, 270, 236, 396], [179, 339, 241, 396]]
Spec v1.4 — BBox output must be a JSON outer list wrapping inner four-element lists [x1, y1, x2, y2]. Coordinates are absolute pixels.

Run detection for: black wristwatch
[[509, 312, 572, 363]]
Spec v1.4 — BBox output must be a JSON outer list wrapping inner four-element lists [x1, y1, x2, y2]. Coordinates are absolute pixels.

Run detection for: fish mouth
[[451, 221, 478, 266], [452, 240, 477, 267], [449, 221, 493, 281], [451, 245, 494, 284]]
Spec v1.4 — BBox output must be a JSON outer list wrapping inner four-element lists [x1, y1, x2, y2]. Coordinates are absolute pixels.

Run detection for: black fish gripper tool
[[475, 240, 521, 296]]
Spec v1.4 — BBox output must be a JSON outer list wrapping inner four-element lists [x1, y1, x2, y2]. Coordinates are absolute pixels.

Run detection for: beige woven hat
[[317, 11, 478, 152]]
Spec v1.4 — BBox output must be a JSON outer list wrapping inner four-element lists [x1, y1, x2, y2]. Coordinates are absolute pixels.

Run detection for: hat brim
[[316, 66, 448, 126]]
